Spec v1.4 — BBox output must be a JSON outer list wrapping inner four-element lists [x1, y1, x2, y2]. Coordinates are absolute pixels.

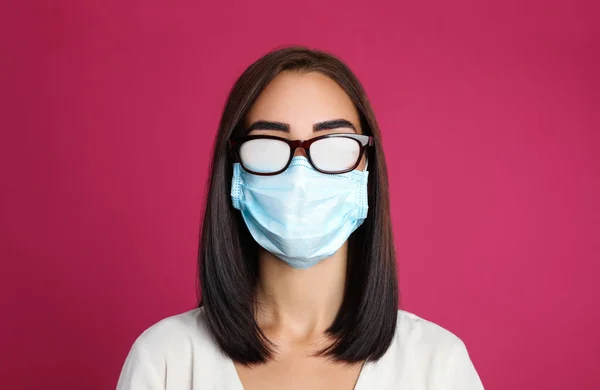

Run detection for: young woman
[[117, 46, 484, 389]]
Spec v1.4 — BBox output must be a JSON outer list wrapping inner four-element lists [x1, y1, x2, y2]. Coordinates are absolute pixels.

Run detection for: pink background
[[1, 1, 598, 389]]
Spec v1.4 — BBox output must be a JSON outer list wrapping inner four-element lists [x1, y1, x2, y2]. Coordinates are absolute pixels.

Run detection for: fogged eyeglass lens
[[239, 138, 290, 173], [310, 137, 360, 172]]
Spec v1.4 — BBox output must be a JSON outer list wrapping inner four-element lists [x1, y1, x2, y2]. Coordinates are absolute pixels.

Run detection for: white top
[[117, 307, 484, 389]]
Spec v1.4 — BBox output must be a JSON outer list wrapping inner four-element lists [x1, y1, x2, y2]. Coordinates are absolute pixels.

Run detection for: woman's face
[[244, 71, 367, 171]]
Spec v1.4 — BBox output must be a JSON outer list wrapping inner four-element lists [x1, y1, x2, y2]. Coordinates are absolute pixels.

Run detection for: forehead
[[245, 71, 360, 130]]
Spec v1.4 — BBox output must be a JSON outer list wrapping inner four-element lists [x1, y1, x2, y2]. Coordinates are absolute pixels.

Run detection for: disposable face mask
[[231, 156, 369, 269]]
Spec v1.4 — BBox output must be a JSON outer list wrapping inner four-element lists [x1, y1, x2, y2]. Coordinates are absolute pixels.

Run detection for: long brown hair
[[198, 46, 399, 364]]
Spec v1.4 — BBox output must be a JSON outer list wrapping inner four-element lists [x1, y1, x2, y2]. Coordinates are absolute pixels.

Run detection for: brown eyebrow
[[246, 119, 357, 133], [313, 119, 356, 132], [247, 121, 289, 132]]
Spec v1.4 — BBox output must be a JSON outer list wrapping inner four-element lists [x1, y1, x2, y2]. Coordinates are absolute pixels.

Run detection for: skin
[[233, 71, 367, 390]]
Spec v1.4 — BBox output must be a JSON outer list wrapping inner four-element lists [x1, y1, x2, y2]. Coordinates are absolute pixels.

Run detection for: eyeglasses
[[228, 133, 374, 175]]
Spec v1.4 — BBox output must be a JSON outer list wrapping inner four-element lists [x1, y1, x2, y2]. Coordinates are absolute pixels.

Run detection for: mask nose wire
[[289, 144, 314, 173], [289, 146, 313, 179]]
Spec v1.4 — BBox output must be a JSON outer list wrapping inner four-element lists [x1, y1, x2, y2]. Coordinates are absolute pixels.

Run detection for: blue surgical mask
[[231, 156, 369, 269]]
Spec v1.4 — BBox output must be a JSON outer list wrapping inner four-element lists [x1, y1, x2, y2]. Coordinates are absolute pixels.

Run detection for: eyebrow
[[314, 119, 356, 132], [247, 121, 289, 131], [246, 119, 356, 132]]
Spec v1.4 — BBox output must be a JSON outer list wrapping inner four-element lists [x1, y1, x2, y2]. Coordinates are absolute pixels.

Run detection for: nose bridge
[[292, 146, 308, 157], [291, 139, 308, 158]]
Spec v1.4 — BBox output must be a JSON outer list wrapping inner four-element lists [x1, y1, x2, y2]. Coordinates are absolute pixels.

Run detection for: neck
[[254, 244, 348, 344]]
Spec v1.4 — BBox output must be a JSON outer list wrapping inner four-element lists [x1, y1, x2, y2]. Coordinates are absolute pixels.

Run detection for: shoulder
[[386, 309, 467, 368], [371, 309, 484, 389], [394, 309, 464, 352], [129, 306, 223, 363], [134, 306, 212, 347], [117, 307, 228, 389]]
